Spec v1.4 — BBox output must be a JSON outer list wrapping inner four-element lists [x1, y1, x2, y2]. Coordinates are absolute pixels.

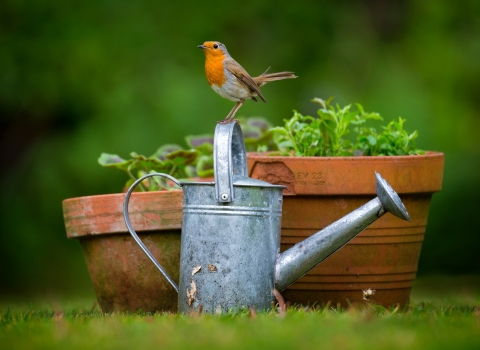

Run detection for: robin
[[197, 41, 297, 123]]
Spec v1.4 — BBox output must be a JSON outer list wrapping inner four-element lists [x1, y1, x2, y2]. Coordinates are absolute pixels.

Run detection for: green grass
[[2, 276, 480, 350]]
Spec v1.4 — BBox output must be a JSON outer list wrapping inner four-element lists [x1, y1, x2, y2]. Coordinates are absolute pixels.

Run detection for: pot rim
[[62, 190, 183, 239], [246, 150, 444, 161], [247, 151, 444, 196]]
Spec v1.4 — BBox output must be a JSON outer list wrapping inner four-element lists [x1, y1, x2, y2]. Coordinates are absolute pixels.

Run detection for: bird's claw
[[216, 119, 237, 124]]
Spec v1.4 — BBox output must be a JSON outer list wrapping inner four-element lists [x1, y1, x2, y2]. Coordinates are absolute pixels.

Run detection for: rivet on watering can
[[221, 193, 229, 201]]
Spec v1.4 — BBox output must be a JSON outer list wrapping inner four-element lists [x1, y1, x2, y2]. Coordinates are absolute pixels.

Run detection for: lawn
[[1, 276, 479, 350]]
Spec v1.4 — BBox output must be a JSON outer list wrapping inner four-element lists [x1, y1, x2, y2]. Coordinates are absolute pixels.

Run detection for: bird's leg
[[226, 101, 243, 120], [218, 101, 244, 124]]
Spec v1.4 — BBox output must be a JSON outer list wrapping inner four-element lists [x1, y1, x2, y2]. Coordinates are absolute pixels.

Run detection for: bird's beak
[[197, 44, 206, 49]]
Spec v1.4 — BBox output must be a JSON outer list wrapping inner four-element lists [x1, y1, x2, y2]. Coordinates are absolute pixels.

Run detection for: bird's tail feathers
[[254, 71, 297, 87]]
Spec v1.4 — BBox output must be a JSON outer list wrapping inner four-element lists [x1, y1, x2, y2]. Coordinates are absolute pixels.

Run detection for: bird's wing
[[224, 58, 266, 102]]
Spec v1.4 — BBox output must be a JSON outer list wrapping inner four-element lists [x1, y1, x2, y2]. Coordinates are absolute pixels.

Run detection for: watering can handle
[[213, 122, 248, 203], [123, 173, 181, 293]]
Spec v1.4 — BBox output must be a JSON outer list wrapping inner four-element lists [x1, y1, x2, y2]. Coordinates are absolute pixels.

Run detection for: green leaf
[[196, 155, 214, 178], [184, 135, 213, 149], [194, 142, 214, 155], [367, 135, 377, 146], [150, 170, 179, 190], [98, 153, 133, 171], [165, 149, 199, 166], [151, 144, 183, 160]]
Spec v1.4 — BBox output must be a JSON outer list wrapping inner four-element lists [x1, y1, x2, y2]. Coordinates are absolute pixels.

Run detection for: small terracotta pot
[[247, 151, 444, 307], [62, 191, 182, 313]]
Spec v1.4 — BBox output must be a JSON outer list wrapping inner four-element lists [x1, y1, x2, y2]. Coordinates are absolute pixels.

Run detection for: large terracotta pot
[[247, 151, 444, 307], [62, 191, 182, 313]]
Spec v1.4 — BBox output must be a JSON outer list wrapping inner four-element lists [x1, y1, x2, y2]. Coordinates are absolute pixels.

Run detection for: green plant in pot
[[61, 117, 274, 313], [247, 98, 444, 308], [98, 136, 214, 191]]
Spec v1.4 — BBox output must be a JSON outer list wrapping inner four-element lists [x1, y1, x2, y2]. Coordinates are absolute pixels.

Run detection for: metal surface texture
[[274, 172, 410, 291], [213, 122, 248, 203], [179, 182, 283, 313], [375, 171, 411, 222]]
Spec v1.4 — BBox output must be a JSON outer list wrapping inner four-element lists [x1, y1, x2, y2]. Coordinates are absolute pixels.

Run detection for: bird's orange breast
[[205, 54, 227, 87]]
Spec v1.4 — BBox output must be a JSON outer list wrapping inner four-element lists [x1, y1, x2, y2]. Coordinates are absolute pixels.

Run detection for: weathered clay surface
[[63, 191, 183, 237], [248, 152, 444, 196], [249, 161, 296, 195], [247, 152, 444, 307], [80, 231, 180, 313], [63, 191, 182, 312]]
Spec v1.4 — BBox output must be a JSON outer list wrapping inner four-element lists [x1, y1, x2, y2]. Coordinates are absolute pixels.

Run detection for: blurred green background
[[1, 0, 479, 300]]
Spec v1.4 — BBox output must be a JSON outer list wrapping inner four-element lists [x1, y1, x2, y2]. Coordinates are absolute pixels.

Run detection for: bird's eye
[[213, 44, 218, 49]]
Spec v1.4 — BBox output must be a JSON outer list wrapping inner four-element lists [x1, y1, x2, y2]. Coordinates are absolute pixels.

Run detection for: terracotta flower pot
[[62, 191, 182, 313], [247, 151, 444, 307]]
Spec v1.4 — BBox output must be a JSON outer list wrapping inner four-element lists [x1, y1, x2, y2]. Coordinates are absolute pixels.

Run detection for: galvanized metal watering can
[[123, 122, 411, 313]]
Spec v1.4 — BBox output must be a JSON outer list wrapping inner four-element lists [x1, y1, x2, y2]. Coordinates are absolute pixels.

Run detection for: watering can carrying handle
[[123, 173, 181, 293], [214, 122, 248, 203]]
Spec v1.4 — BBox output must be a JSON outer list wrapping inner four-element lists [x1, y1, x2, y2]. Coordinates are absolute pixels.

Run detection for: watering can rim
[[179, 175, 287, 189]]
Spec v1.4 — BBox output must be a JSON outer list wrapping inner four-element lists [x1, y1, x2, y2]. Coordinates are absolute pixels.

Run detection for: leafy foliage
[[355, 117, 424, 156], [98, 140, 211, 191], [240, 116, 278, 152], [98, 117, 275, 191], [270, 98, 425, 157]]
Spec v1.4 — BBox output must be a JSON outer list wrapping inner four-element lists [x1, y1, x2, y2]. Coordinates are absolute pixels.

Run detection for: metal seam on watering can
[[183, 205, 282, 217]]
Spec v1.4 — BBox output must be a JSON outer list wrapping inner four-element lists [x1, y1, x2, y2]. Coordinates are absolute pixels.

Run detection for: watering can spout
[[274, 172, 411, 292]]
